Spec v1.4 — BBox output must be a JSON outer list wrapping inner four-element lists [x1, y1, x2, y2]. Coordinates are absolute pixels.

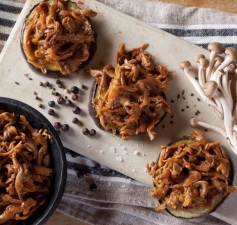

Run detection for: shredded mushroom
[[0, 111, 53, 224], [90, 43, 171, 140], [147, 130, 237, 214], [22, 0, 97, 75], [180, 42, 237, 154]]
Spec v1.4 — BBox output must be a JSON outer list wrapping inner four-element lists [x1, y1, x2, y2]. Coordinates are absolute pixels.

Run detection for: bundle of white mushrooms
[[180, 42, 237, 154]]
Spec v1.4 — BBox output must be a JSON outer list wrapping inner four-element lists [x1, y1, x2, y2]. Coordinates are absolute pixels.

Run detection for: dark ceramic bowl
[[0, 97, 67, 225]]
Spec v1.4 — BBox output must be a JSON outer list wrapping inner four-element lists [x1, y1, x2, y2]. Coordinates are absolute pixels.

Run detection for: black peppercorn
[[62, 124, 70, 131], [57, 97, 65, 104], [90, 129, 96, 136], [54, 122, 62, 130], [71, 86, 79, 94], [48, 109, 55, 116], [81, 84, 87, 90], [65, 99, 72, 106], [48, 100, 55, 107], [56, 79, 61, 85], [73, 106, 81, 114], [82, 128, 89, 135], [72, 117, 79, 124]]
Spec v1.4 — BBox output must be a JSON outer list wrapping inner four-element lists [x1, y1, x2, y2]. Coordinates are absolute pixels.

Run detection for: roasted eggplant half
[[21, 0, 97, 76], [89, 43, 171, 140], [147, 130, 237, 218]]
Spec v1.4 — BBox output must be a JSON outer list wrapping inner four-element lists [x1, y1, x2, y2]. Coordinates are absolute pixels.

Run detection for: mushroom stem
[[180, 61, 220, 113], [206, 42, 225, 80], [190, 118, 226, 138]]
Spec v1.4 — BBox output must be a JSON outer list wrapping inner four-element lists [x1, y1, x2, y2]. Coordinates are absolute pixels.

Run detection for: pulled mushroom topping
[[22, 0, 97, 75], [180, 42, 237, 154], [0, 111, 53, 224], [147, 130, 237, 216], [90, 43, 171, 140]]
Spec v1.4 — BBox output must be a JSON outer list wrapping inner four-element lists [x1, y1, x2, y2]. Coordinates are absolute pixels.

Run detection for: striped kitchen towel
[[1, 0, 237, 224]]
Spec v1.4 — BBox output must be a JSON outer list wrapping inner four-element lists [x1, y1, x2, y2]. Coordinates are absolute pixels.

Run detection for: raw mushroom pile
[[180, 42, 237, 154]]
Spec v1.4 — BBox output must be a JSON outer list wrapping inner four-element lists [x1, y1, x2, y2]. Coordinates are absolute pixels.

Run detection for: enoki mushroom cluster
[[0, 111, 53, 224]]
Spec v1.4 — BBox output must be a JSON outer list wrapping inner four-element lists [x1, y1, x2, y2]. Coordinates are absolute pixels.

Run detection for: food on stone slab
[[90, 43, 171, 140], [22, 0, 97, 75], [147, 130, 237, 218]]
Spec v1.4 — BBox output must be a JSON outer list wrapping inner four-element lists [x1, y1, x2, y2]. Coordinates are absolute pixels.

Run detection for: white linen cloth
[[1, 0, 237, 224]]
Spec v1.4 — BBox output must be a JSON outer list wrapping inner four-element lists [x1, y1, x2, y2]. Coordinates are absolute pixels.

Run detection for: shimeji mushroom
[[180, 42, 237, 154]]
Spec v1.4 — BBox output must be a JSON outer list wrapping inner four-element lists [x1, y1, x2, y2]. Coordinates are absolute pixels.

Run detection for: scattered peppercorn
[[73, 106, 81, 114], [45, 81, 50, 86], [48, 100, 55, 107], [48, 109, 55, 116], [65, 99, 72, 106], [62, 124, 70, 131], [34, 91, 37, 95], [15, 82, 19, 85], [82, 128, 89, 135], [54, 122, 62, 130], [72, 117, 79, 124], [89, 183, 97, 191], [81, 84, 87, 90], [38, 103, 43, 108], [90, 129, 96, 136], [57, 97, 65, 104], [56, 79, 61, 85], [71, 86, 79, 94], [72, 94, 78, 101], [39, 82, 44, 86], [55, 92, 60, 96]]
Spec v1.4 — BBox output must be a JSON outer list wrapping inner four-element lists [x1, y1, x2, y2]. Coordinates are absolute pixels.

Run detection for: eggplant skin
[[149, 133, 234, 219], [21, 0, 97, 76], [89, 82, 167, 135]]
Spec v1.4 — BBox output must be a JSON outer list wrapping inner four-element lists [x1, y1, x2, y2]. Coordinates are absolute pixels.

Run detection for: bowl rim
[[0, 97, 67, 225]]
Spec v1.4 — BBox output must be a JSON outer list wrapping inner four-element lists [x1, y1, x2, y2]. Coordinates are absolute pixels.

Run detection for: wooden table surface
[[46, 1, 237, 224]]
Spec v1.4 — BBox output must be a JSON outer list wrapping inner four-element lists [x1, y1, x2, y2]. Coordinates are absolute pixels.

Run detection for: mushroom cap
[[195, 54, 205, 62], [225, 47, 237, 62], [180, 61, 192, 70], [198, 57, 209, 69], [203, 80, 218, 98], [214, 55, 224, 64], [208, 42, 225, 54], [225, 63, 236, 73]]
